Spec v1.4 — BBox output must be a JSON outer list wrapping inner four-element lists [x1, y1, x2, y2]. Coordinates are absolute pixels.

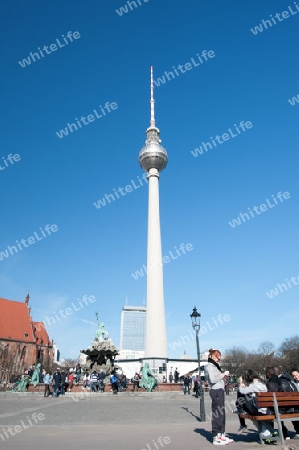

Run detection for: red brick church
[[0, 294, 53, 382]]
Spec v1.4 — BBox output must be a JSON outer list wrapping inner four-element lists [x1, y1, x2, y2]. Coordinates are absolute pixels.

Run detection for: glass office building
[[120, 306, 146, 351]]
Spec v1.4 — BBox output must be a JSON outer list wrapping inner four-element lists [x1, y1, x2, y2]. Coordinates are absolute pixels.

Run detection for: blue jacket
[[44, 374, 52, 385]]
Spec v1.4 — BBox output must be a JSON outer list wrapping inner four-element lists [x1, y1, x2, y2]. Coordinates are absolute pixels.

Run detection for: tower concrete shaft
[[138, 67, 168, 360], [145, 167, 167, 358]]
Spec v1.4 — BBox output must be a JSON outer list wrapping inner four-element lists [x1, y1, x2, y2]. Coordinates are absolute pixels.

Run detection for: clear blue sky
[[1, 0, 298, 360]]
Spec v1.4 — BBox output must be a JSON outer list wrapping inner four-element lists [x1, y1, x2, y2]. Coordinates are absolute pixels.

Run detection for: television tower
[[138, 67, 168, 359]]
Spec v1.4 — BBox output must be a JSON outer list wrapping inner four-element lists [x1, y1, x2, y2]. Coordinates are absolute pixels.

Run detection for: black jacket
[[53, 371, 62, 386], [266, 375, 280, 392], [278, 373, 295, 392]]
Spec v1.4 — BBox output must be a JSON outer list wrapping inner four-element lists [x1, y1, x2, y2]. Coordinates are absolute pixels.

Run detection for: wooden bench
[[239, 391, 299, 445]]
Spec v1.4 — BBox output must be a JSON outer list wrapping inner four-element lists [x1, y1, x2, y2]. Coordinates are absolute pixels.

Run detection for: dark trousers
[[237, 391, 273, 433], [210, 388, 225, 437], [236, 391, 246, 427], [292, 421, 299, 434], [44, 384, 51, 397], [282, 418, 299, 437], [293, 408, 299, 434]]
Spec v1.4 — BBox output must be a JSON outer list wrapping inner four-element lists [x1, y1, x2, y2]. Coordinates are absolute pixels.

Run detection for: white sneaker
[[221, 433, 234, 444], [261, 430, 271, 439], [213, 436, 228, 445]]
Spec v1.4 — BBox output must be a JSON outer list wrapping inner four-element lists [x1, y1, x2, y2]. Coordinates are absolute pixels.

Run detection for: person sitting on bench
[[238, 370, 275, 442]]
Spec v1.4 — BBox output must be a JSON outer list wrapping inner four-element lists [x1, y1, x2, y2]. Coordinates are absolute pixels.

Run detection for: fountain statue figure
[[95, 322, 109, 342], [80, 319, 119, 376], [30, 363, 41, 387], [13, 375, 30, 392], [139, 363, 157, 392]]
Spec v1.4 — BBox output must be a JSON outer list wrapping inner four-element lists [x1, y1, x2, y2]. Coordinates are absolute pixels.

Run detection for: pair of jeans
[[90, 382, 98, 392], [75, 374, 80, 384], [52, 385, 59, 397], [184, 385, 190, 395]]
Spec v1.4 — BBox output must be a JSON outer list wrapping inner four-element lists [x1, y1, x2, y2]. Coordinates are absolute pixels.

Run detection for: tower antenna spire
[[150, 66, 155, 128]]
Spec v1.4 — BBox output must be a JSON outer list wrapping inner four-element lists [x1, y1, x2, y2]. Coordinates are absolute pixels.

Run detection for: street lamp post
[[190, 306, 206, 422]]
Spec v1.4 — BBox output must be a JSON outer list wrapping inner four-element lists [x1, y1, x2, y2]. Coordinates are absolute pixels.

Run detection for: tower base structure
[[141, 357, 168, 378], [114, 354, 208, 383]]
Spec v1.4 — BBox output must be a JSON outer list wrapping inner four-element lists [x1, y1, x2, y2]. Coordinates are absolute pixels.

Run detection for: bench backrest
[[255, 391, 299, 409]]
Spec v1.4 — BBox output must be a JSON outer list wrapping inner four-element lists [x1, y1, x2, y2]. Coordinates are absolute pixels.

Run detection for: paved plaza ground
[[0, 392, 298, 450]]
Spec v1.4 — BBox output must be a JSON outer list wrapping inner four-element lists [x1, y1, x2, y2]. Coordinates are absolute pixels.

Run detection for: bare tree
[[258, 341, 275, 356], [278, 335, 299, 372], [256, 341, 275, 372], [58, 359, 78, 372], [223, 347, 248, 379], [221, 337, 298, 381]]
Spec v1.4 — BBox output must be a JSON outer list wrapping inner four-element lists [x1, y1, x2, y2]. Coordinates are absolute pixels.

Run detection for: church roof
[[0, 297, 35, 343], [32, 322, 52, 346]]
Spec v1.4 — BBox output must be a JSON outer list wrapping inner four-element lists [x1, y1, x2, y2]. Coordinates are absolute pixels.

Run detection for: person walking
[[206, 348, 233, 445], [44, 371, 52, 397], [98, 370, 105, 392], [193, 375, 200, 398], [60, 371, 66, 395], [90, 371, 98, 392], [52, 368, 62, 398], [183, 375, 191, 395], [75, 364, 81, 385], [110, 371, 118, 394]]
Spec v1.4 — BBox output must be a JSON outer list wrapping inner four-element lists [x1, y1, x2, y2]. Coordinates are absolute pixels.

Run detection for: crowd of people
[[1, 362, 212, 396], [42, 366, 129, 396], [43, 363, 82, 397], [206, 348, 299, 446], [4, 350, 299, 447], [17, 364, 143, 396]]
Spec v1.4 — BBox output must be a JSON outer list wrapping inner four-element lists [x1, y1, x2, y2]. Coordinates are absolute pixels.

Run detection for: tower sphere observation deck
[[138, 127, 168, 173]]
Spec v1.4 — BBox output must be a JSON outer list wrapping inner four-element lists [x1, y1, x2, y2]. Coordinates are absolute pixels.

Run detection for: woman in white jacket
[[238, 370, 274, 441], [206, 348, 233, 445]]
